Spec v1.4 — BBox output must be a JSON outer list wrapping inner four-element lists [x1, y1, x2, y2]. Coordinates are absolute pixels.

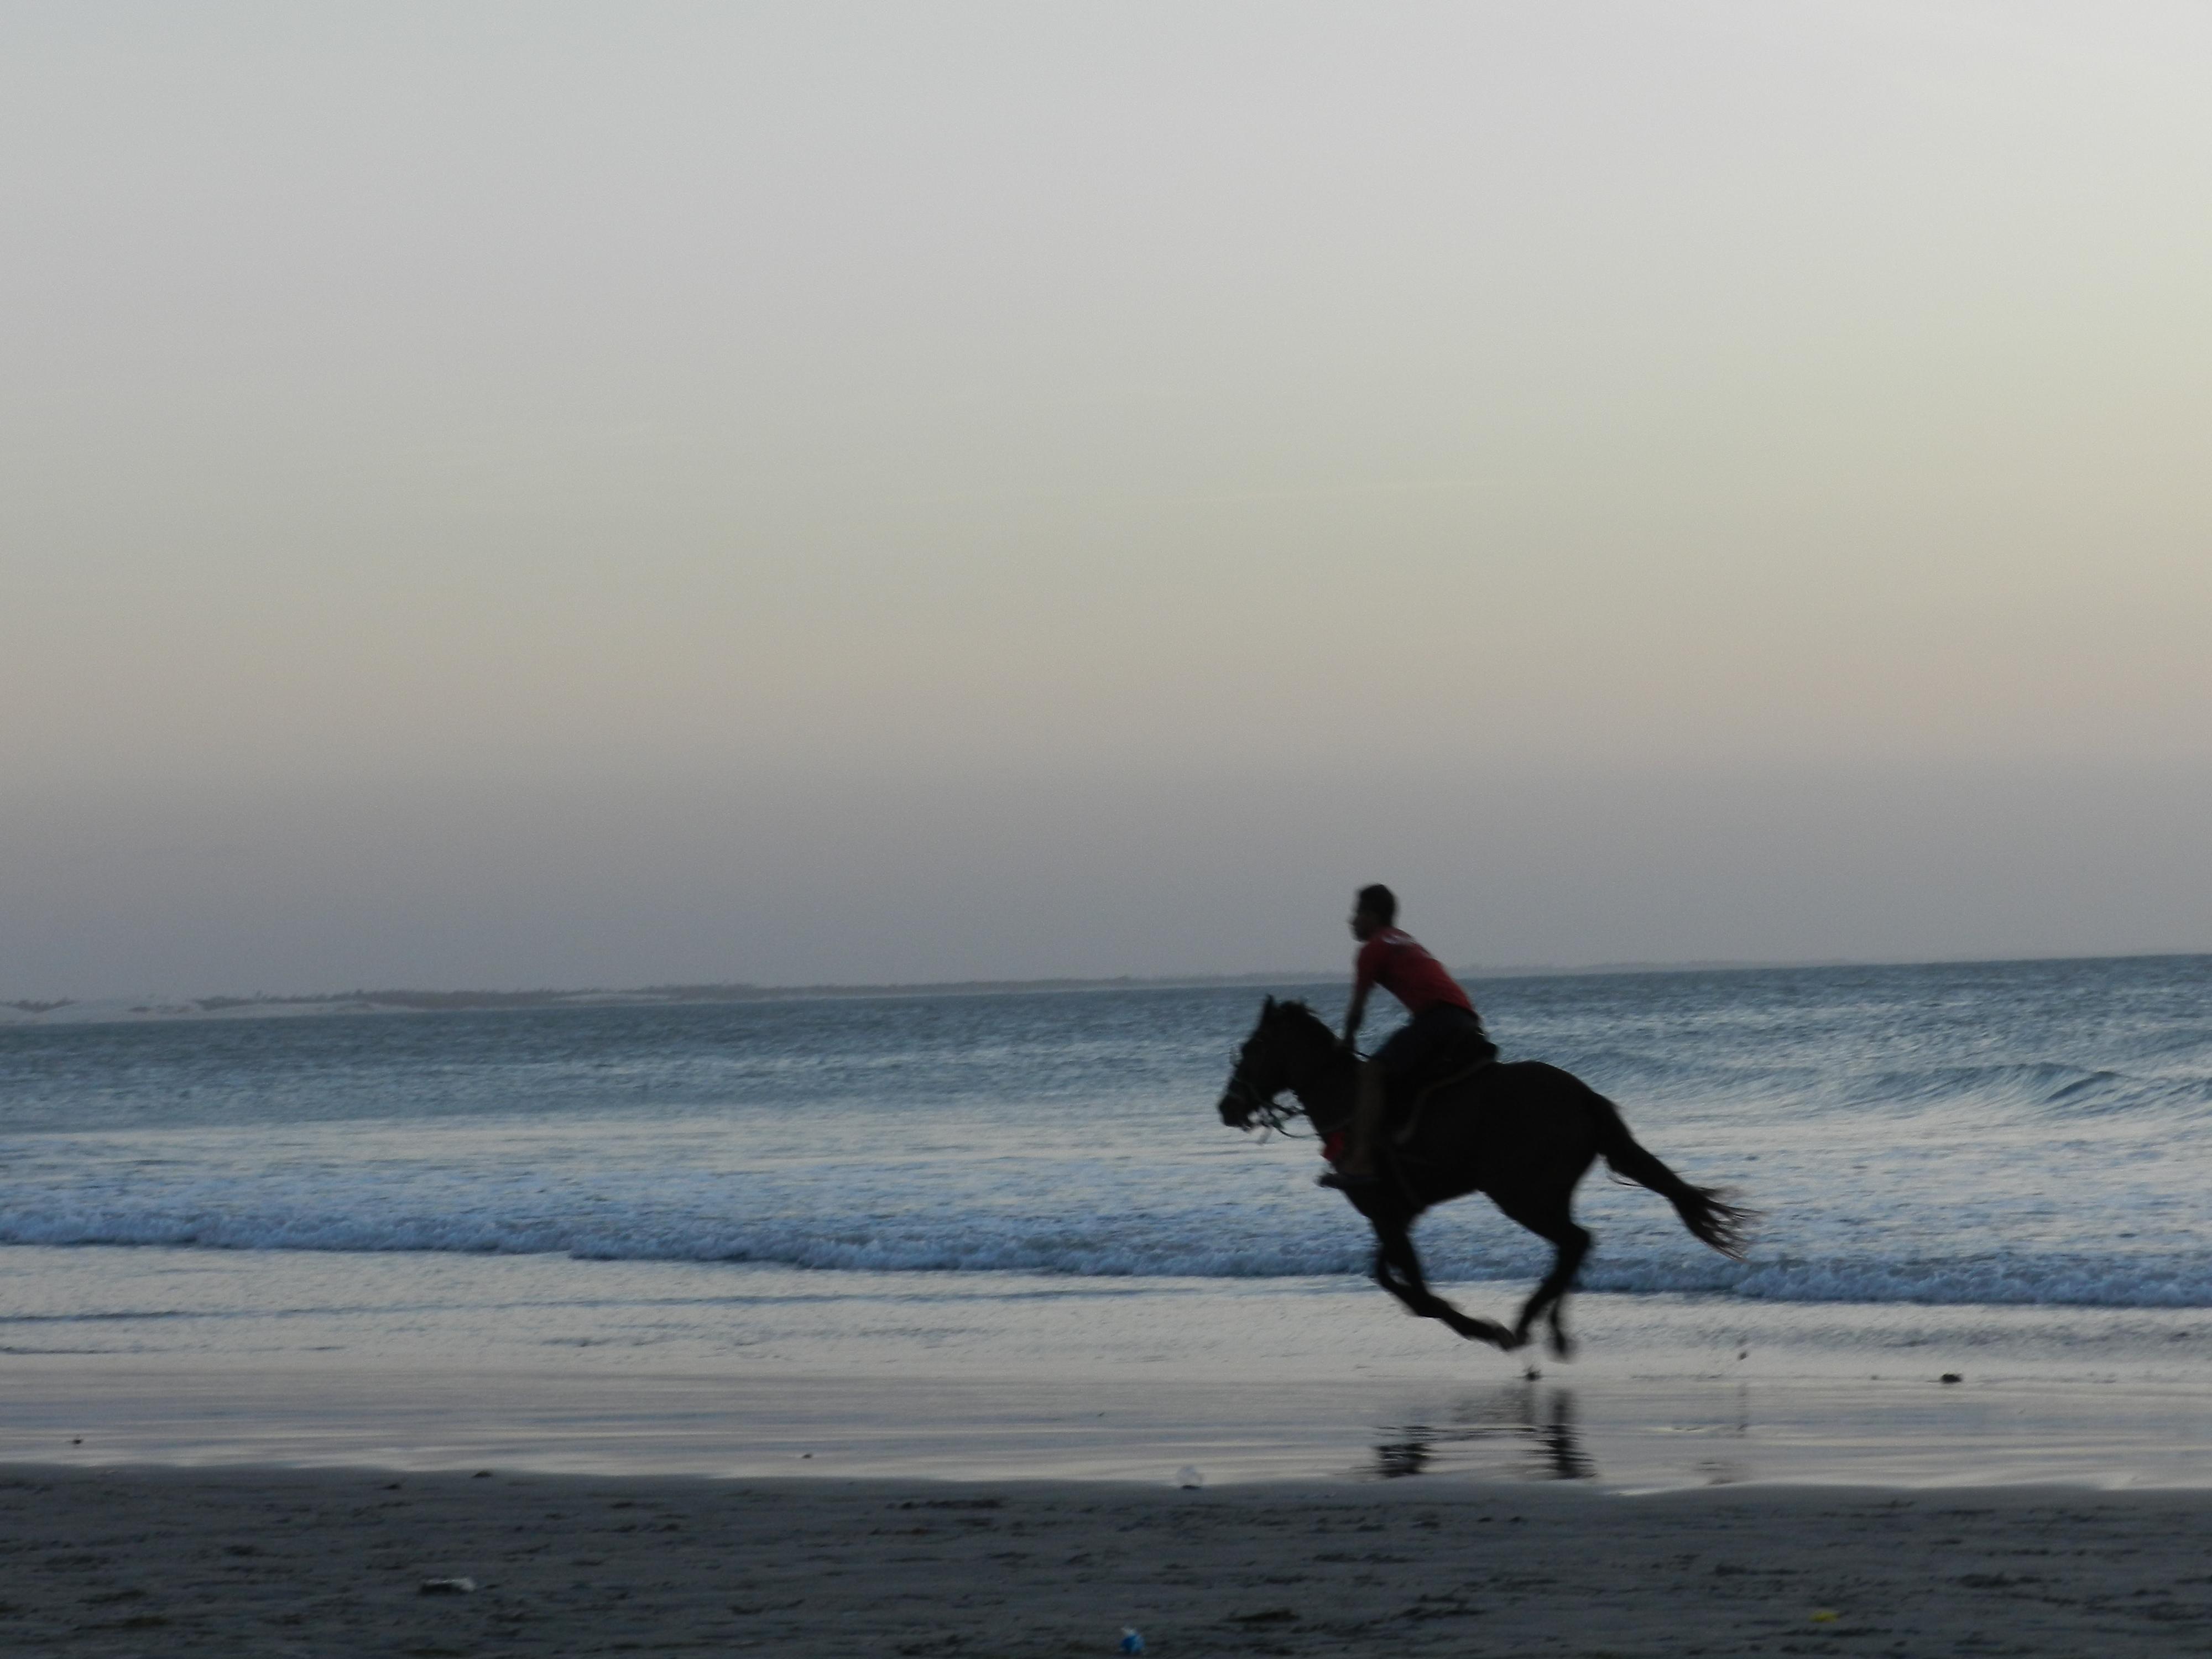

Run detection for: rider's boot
[[1318, 1062, 1387, 1190]]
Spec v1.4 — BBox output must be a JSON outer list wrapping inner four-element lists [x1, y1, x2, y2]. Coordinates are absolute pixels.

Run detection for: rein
[[1223, 1065, 1311, 1135], [1225, 1027, 1357, 1139]]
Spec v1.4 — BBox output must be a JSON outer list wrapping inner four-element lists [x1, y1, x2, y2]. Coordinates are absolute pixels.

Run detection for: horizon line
[[6, 948, 2206, 1024]]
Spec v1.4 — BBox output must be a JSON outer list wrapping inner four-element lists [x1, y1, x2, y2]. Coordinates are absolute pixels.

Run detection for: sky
[[4, 2, 2210, 996]]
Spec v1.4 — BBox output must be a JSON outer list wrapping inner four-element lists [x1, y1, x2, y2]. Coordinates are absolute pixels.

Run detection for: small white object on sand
[[419, 1577, 477, 1595], [1173, 1465, 1202, 1489]]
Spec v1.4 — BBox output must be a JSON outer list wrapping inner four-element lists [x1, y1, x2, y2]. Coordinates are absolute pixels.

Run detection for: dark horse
[[1217, 998, 1752, 1358]]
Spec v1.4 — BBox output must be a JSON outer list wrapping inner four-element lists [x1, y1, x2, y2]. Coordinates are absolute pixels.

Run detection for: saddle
[[1385, 1028, 1499, 1147]]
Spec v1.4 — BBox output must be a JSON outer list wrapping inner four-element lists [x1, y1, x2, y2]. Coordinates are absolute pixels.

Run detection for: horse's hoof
[[1548, 1331, 1576, 1361]]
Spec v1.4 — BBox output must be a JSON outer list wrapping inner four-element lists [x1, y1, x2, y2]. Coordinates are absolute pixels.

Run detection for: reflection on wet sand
[[1689, 1384, 1754, 1486], [1373, 1380, 1766, 1484], [1372, 1382, 1596, 1481]]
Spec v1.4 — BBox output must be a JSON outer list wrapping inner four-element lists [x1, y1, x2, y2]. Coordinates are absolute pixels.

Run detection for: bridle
[[1223, 1035, 1313, 1136]]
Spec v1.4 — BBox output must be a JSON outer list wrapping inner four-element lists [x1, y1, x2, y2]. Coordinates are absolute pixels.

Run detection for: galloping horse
[[1217, 998, 1752, 1357]]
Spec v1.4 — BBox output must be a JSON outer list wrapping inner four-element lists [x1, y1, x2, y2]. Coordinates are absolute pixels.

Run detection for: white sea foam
[[0, 1135, 2206, 1310], [3, 1202, 2210, 1309]]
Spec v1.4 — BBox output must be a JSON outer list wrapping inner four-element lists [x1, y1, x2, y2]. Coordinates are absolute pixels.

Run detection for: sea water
[[2, 956, 2209, 1384]]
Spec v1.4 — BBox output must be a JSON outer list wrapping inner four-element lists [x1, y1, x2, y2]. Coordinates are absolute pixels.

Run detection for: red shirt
[[1353, 927, 1474, 1017]]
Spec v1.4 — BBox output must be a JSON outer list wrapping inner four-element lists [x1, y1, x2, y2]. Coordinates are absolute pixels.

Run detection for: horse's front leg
[[1370, 1221, 1513, 1349]]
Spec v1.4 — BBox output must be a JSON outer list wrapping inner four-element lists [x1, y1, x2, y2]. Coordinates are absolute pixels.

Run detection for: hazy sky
[[5, 2, 2210, 995]]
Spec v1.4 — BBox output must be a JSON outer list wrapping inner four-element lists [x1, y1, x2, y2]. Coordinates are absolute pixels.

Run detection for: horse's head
[[1217, 995, 1334, 1130]]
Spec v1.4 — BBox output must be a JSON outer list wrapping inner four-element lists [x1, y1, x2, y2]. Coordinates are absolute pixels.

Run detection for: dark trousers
[[1373, 1003, 1493, 1087]]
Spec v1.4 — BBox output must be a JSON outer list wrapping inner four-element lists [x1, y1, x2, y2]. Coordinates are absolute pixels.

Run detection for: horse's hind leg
[[1546, 1296, 1573, 1361], [1495, 1197, 1592, 1359]]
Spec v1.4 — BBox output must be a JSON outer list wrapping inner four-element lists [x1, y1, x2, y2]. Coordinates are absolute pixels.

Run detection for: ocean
[[3, 956, 2210, 1387]]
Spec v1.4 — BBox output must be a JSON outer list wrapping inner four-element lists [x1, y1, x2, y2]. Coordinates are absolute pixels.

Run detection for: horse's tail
[[1587, 1089, 1756, 1261]]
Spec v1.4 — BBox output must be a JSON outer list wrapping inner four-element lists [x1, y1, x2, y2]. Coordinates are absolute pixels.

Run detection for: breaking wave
[[3, 1181, 2210, 1310]]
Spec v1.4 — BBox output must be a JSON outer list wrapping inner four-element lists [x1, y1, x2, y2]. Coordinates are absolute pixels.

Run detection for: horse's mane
[[1265, 1000, 1352, 1072]]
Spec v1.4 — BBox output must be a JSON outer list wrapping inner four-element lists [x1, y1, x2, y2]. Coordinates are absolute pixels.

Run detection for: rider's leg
[[1338, 1059, 1388, 1176]]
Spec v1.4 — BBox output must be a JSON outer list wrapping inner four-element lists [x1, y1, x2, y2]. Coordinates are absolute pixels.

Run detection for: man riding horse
[[1321, 884, 1496, 1190], [1217, 914, 1754, 1353]]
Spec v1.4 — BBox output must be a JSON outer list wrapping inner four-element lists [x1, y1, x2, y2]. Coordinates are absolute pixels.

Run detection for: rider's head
[[1350, 883, 1396, 940]]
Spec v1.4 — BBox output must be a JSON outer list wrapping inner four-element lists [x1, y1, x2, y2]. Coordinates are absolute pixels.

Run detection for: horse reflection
[[1373, 1434, 1436, 1479], [1371, 1385, 1594, 1481]]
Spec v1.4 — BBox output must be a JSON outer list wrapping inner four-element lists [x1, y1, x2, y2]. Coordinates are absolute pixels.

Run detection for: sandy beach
[[9, 1466, 2212, 1656], [9, 1343, 2212, 1655]]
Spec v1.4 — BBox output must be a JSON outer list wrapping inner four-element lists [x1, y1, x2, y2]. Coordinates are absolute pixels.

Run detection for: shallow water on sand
[[6, 1246, 2212, 1485], [7, 1248, 2212, 1387]]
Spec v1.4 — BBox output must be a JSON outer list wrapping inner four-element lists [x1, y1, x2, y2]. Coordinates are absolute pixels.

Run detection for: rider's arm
[[1341, 985, 1369, 1050], [1343, 935, 1383, 1048]]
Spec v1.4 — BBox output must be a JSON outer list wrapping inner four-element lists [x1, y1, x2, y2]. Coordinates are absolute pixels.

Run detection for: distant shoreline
[[4, 951, 2203, 1027]]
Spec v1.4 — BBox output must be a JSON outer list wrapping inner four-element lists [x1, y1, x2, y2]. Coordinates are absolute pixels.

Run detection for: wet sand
[[10, 1357, 2212, 1489], [7, 1467, 2212, 1656], [11, 1354, 2212, 1655]]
